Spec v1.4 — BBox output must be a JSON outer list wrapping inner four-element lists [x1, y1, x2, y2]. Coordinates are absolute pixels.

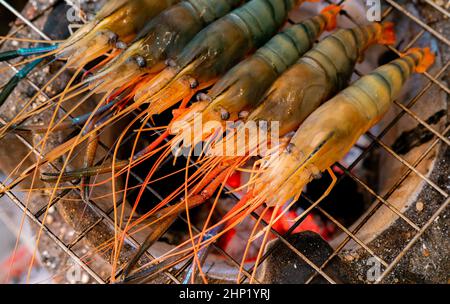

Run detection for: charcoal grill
[[0, 0, 448, 284]]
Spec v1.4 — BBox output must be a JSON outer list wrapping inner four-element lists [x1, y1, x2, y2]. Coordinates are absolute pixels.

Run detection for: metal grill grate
[[0, 0, 448, 284]]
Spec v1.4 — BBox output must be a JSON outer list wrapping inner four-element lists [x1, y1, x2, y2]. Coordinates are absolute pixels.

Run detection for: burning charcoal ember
[[258, 231, 349, 284]]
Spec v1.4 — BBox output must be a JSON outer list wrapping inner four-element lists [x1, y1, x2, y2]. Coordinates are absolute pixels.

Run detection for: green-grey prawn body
[[289, 55, 417, 172], [257, 50, 433, 208], [173, 0, 302, 82], [135, 0, 244, 69], [203, 13, 328, 123], [248, 23, 390, 136]]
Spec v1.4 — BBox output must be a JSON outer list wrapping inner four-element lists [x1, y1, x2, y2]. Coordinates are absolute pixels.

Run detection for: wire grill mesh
[[0, 0, 448, 284]]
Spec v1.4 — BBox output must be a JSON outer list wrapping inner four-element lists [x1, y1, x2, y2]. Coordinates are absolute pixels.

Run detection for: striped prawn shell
[[135, 0, 244, 64], [334, 49, 428, 128], [202, 10, 333, 122], [255, 50, 430, 207], [248, 23, 389, 136], [90, 0, 243, 92], [185, 0, 245, 24], [305, 23, 388, 90], [173, 0, 305, 81], [254, 13, 330, 75]]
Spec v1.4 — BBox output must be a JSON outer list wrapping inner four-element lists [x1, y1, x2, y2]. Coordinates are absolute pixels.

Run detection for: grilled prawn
[[0, 0, 245, 195], [170, 4, 341, 144], [209, 21, 396, 156], [13, 0, 318, 197], [133, 0, 317, 116], [124, 47, 435, 283], [131, 21, 397, 281], [253, 48, 436, 207], [39, 21, 396, 229], [115, 20, 397, 280], [0, 0, 177, 106], [90, 0, 244, 94]]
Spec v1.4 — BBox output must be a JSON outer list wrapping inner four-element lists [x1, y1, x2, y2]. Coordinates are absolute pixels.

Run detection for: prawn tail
[[405, 47, 435, 73], [363, 47, 436, 102], [377, 22, 396, 45], [0, 45, 58, 62], [320, 4, 342, 32]]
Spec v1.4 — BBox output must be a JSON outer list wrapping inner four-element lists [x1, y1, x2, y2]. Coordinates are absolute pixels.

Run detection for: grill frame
[[0, 0, 448, 284]]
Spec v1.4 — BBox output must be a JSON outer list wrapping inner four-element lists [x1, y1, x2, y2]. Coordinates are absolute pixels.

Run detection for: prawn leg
[[80, 119, 100, 202], [0, 58, 43, 107], [40, 160, 129, 183], [183, 225, 222, 284], [121, 164, 233, 279], [0, 0, 178, 121], [10, 94, 123, 134]]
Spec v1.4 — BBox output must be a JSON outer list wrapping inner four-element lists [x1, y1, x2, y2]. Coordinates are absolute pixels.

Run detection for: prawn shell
[[257, 50, 430, 207], [61, 0, 179, 62], [188, 0, 243, 24], [247, 23, 394, 137], [170, 0, 304, 81], [200, 12, 332, 130], [302, 52, 420, 166], [92, 0, 243, 92]]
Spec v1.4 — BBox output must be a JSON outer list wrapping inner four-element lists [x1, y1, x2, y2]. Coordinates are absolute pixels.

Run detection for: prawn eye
[[107, 32, 119, 44], [188, 78, 199, 89], [116, 41, 127, 49], [286, 143, 296, 154], [238, 111, 249, 119], [135, 56, 146, 68], [219, 108, 230, 120], [197, 93, 211, 102]]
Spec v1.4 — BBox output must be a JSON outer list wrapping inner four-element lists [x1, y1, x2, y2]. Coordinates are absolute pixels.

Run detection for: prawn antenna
[[0, 44, 58, 62], [0, 58, 43, 107]]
